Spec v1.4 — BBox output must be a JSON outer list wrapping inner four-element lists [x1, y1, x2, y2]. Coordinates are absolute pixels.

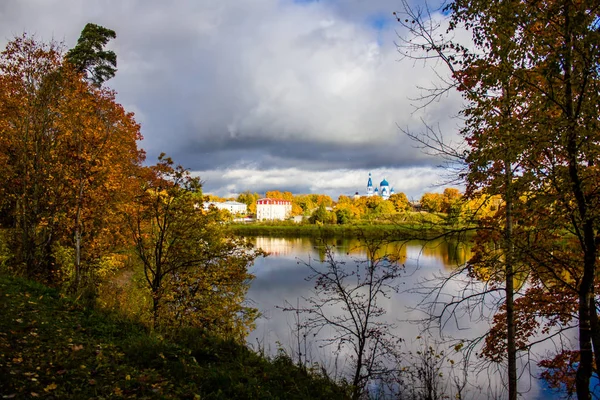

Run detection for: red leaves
[[539, 351, 579, 395]]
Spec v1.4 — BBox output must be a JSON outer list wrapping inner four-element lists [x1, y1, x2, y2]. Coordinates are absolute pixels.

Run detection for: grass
[[228, 215, 461, 240], [0, 274, 349, 399]]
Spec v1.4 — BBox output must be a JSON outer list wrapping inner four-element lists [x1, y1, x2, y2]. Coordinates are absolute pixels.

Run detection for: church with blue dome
[[366, 173, 394, 200]]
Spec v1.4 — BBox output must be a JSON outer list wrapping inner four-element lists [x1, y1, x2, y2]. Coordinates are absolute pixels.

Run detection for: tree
[[265, 190, 293, 201], [127, 155, 262, 333], [440, 188, 462, 214], [397, 0, 600, 397], [65, 23, 117, 87], [335, 208, 353, 225], [295, 194, 317, 216], [447, 2, 599, 398], [236, 191, 260, 214], [0, 36, 65, 279], [56, 67, 143, 292], [316, 194, 334, 208], [309, 203, 329, 225], [375, 200, 396, 216], [388, 192, 411, 212], [283, 239, 405, 399], [0, 35, 142, 288], [419, 193, 443, 213]]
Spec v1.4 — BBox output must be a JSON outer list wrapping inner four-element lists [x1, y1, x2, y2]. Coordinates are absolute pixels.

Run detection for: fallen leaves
[[43, 383, 57, 392]]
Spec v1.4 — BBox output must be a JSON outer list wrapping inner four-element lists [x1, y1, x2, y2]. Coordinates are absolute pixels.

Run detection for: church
[[366, 173, 395, 200]]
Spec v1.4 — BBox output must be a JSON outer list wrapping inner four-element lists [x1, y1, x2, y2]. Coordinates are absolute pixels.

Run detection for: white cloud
[[197, 166, 459, 199], [0, 0, 466, 197]]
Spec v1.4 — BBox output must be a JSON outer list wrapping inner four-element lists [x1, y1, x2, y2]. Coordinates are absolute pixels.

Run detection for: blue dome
[[380, 179, 389, 187]]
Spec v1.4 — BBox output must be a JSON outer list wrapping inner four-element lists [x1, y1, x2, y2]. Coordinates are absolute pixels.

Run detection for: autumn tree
[[315, 194, 334, 208], [446, 2, 599, 398], [293, 194, 314, 216], [60, 74, 143, 291], [419, 193, 443, 213], [440, 188, 461, 214], [0, 34, 142, 288], [0, 36, 65, 279], [265, 190, 293, 201], [236, 191, 260, 214], [388, 192, 411, 212], [334, 196, 362, 223], [128, 155, 262, 333], [397, 0, 600, 397]]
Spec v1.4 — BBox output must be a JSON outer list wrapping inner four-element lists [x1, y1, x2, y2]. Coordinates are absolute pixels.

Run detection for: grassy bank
[[229, 222, 457, 240], [0, 275, 349, 399]]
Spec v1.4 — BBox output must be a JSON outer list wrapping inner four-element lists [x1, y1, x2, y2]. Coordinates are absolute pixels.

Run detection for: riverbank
[[0, 275, 349, 399], [229, 222, 467, 240]]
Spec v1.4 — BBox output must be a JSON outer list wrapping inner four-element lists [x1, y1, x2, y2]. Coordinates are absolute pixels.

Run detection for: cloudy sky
[[0, 0, 466, 199]]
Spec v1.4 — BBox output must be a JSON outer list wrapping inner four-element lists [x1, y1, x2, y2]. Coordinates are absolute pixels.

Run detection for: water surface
[[245, 235, 567, 399]]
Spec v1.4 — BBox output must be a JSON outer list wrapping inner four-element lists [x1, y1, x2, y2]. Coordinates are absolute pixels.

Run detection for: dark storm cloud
[[174, 134, 436, 171], [0, 0, 465, 197]]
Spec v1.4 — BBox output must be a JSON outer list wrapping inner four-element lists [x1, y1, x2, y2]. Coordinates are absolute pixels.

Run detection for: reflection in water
[[246, 236, 555, 399], [251, 236, 472, 269]]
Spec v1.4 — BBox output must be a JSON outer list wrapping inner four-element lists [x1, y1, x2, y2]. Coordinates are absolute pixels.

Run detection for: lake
[[245, 235, 567, 399]]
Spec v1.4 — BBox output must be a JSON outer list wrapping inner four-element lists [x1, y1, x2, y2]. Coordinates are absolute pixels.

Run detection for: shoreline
[[228, 222, 471, 240]]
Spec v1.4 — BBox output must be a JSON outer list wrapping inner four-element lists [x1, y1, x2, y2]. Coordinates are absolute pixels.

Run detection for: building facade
[[256, 198, 292, 221], [204, 201, 248, 214], [366, 173, 395, 200]]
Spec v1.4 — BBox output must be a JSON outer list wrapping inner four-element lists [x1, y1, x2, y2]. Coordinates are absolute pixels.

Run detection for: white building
[[204, 201, 247, 214], [256, 198, 292, 221], [365, 173, 395, 200]]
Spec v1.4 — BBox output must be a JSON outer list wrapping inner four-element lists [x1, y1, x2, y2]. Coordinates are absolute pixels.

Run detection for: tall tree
[[0, 35, 143, 289], [65, 23, 117, 87], [0, 36, 64, 279], [55, 67, 143, 290], [398, 0, 600, 397]]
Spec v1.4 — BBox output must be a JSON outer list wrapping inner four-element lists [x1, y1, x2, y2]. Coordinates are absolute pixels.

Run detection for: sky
[[0, 0, 466, 200]]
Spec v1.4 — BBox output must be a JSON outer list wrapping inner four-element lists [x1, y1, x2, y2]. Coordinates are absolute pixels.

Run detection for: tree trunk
[[74, 179, 84, 291], [589, 298, 600, 373], [152, 289, 160, 330], [504, 161, 517, 400], [561, 2, 594, 397]]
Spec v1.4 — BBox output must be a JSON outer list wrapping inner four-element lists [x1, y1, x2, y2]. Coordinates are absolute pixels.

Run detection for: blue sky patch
[[368, 13, 390, 31]]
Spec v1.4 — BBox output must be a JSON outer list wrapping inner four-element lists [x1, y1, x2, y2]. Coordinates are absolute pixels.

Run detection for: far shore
[[228, 221, 473, 240]]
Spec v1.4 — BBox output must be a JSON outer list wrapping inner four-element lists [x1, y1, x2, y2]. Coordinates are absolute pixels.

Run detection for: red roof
[[257, 198, 291, 205]]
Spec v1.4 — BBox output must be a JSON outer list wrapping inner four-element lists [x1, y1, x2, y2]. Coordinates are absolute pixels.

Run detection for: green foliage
[[309, 203, 330, 224], [0, 275, 349, 399], [65, 23, 117, 86], [335, 208, 353, 225]]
